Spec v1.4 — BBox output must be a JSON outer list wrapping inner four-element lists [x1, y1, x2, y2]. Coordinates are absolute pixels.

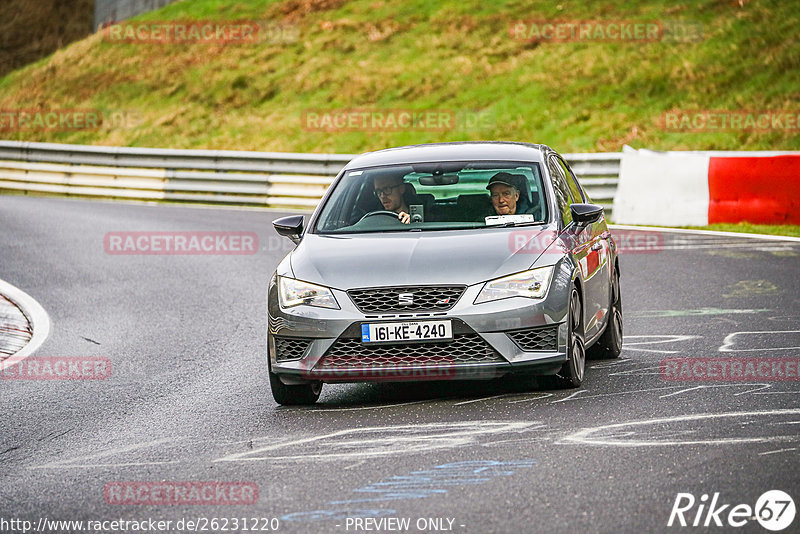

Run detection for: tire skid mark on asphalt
[[29, 437, 180, 469]]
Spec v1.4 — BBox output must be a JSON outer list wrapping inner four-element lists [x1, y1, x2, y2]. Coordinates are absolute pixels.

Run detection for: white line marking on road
[[659, 386, 703, 398], [590, 357, 634, 369], [758, 448, 798, 456], [658, 384, 774, 398], [732, 384, 772, 395], [507, 393, 554, 403], [0, 278, 51, 370], [554, 386, 684, 402], [214, 421, 539, 463], [620, 335, 699, 354], [718, 330, 800, 352], [609, 365, 664, 376], [453, 395, 507, 406], [551, 390, 588, 403], [562, 408, 800, 447], [296, 400, 432, 412]]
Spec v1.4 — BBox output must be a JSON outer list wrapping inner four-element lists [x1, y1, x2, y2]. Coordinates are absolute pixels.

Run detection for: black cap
[[486, 172, 520, 191]]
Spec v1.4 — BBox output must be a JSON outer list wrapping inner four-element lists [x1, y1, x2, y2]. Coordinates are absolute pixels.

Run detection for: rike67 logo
[[668, 490, 795, 531]]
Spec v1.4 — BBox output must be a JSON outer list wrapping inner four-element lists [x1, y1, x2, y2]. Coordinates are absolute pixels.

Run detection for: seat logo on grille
[[398, 292, 414, 306]]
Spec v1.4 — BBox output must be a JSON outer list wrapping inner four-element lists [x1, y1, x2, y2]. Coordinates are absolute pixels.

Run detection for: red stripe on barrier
[[708, 156, 800, 224]]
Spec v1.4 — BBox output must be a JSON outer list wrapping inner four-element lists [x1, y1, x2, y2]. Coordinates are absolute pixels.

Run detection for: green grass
[[0, 0, 798, 154]]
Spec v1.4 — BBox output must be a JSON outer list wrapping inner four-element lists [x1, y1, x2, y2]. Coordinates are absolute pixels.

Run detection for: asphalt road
[[1, 195, 798, 534]]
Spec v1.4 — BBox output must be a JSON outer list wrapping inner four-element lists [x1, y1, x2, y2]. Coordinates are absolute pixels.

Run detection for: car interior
[[316, 163, 547, 232]]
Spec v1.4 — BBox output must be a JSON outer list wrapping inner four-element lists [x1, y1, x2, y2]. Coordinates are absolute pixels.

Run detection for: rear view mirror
[[418, 173, 459, 186], [273, 215, 304, 244], [570, 203, 604, 226]]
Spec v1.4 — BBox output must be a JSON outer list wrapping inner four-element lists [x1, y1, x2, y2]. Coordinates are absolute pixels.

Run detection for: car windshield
[[314, 161, 547, 233]]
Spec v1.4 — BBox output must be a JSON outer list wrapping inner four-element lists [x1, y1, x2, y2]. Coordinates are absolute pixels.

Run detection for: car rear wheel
[[268, 367, 322, 405], [588, 269, 623, 359], [547, 287, 585, 389]]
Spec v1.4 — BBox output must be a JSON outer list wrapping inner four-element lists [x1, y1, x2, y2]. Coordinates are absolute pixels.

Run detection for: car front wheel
[[268, 367, 322, 405], [588, 269, 623, 359], [548, 287, 585, 389]]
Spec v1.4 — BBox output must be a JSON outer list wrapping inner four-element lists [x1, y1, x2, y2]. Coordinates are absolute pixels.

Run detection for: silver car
[[267, 142, 622, 404]]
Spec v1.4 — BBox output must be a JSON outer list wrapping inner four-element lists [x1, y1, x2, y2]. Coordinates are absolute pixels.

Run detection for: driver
[[373, 175, 411, 224], [486, 172, 520, 215]]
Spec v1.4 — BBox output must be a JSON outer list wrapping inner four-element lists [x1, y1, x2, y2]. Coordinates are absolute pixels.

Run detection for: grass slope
[[0, 0, 797, 154]]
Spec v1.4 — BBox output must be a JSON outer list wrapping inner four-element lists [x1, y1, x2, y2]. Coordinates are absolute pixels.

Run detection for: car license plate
[[361, 320, 453, 343]]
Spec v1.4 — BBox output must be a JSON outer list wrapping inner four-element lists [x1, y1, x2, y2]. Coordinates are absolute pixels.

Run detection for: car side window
[[548, 156, 573, 226], [558, 157, 585, 203]]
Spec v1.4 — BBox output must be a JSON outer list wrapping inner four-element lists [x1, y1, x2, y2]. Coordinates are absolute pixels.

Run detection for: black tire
[[547, 287, 586, 389], [588, 268, 623, 359], [269, 367, 322, 405]]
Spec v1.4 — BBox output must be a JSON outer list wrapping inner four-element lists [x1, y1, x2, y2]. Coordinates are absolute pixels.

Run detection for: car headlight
[[278, 276, 339, 309], [474, 266, 555, 304]]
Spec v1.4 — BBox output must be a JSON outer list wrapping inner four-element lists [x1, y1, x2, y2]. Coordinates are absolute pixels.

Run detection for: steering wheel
[[359, 210, 402, 223]]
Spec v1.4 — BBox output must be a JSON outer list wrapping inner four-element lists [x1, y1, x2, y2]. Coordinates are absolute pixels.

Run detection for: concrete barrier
[[613, 147, 800, 225]]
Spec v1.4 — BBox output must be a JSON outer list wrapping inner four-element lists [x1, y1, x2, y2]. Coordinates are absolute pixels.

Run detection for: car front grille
[[274, 336, 312, 362], [507, 326, 559, 351], [316, 334, 504, 369], [348, 285, 466, 313]]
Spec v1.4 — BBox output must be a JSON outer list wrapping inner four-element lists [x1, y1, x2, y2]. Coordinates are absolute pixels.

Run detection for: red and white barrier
[[613, 148, 800, 225]]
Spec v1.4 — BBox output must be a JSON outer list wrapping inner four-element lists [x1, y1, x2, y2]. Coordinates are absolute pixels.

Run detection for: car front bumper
[[267, 275, 571, 385]]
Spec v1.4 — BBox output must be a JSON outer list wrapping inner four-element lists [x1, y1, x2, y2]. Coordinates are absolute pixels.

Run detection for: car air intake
[[507, 326, 559, 351]]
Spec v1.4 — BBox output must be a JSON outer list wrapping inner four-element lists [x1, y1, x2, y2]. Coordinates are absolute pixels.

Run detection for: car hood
[[288, 225, 563, 289]]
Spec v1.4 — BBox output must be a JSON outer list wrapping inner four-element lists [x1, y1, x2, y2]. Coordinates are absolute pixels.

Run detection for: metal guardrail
[[0, 140, 620, 213]]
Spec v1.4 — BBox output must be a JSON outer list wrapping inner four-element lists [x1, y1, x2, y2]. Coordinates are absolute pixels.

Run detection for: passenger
[[486, 172, 521, 215], [373, 175, 411, 224]]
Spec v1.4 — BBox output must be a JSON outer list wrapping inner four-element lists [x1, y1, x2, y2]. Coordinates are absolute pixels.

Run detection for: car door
[[547, 154, 605, 341], [557, 155, 612, 340]]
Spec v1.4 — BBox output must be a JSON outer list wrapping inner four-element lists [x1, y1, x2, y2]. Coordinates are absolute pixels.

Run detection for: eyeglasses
[[374, 183, 404, 197]]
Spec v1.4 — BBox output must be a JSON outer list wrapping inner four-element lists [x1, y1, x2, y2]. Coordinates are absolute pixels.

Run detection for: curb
[[0, 278, 51, 370]]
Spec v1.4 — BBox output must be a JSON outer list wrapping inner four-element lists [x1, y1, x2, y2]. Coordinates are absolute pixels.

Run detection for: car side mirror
[[273, 215, 304, 245], [570, 203, 604, 226]]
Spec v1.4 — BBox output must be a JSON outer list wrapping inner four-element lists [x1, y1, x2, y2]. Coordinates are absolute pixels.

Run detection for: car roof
[[343, 141, 550, 170]]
